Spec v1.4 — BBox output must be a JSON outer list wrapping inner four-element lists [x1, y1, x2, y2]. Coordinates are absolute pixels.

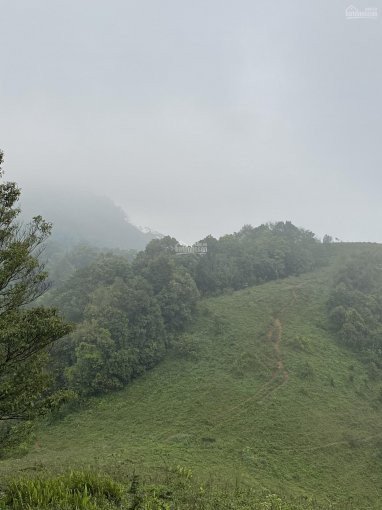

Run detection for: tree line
[[46, 222, 326, 397]]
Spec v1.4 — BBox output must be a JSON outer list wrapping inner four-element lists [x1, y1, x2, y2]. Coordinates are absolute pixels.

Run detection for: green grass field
[[2, 244, 382, 507]]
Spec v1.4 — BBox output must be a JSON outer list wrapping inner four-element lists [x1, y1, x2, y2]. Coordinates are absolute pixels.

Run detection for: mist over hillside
[[19, 188, 163, 251], [1, 0, 381, 507]]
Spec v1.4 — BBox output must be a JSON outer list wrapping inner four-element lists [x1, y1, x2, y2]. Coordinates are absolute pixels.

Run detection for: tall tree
[[0, 151, 71, 449]]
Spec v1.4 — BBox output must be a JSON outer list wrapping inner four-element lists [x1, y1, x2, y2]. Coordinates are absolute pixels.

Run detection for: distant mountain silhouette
[[19, 188, 162, 251]]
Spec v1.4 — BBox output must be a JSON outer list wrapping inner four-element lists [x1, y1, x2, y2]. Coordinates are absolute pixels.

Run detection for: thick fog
[[0, 0, 381, 243]]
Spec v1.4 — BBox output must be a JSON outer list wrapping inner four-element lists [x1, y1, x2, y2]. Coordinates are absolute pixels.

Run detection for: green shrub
[[172, 334, 199, 360], [296, 361, 315, 380], [288, 335, 312, 352], [1, 471, 124, 510]]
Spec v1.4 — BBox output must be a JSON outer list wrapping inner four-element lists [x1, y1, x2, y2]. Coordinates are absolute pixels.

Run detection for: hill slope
[[2, 245, 382, 506]]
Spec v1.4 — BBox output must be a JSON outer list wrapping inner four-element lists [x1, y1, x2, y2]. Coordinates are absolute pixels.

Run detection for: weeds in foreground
[[0, 469, 359, 509]]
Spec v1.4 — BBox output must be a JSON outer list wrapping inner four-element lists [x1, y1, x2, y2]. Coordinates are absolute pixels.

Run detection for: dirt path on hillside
[[207, 283, 382, 453], [261, 288, 299, 393], [268, 318, 288, 383], [250, 316, 289, 405], [208, 288, 298, 430]]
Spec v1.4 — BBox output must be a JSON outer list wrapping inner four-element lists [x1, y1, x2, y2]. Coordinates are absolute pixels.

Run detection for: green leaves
[[1, 471, 124, 509], [192, 222, 322, 294], [0, 308, 72, 424], [64, 319, 143, 395], [328, 252, 382, 351], [0, 151, 71, 452]]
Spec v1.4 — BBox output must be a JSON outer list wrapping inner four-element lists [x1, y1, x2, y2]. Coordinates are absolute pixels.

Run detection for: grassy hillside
[[2, 244, 382, 507]]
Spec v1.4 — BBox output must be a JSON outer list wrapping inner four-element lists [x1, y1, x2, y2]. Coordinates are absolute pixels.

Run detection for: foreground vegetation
[[0, 469, 359, 509]]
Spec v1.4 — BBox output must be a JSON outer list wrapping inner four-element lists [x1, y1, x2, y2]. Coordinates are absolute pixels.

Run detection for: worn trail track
[[172, 282, 382, 453], [208, 288, 298, 431]]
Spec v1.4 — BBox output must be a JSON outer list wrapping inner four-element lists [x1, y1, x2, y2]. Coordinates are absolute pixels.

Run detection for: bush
[[1, 471, 124, 510], [296, 361, 315, 380], [172, 334, 199, 360], [288, 335, 312, 352]]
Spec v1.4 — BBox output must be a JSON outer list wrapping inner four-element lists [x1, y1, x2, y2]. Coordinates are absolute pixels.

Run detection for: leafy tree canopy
[[0, 151, 71, 452]]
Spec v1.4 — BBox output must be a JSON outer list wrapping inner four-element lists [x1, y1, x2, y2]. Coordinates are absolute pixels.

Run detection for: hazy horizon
[[1, 0, 381, 244]]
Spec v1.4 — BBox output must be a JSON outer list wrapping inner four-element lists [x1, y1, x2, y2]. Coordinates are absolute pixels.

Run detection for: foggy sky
[[0, 0, 381, 244]]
